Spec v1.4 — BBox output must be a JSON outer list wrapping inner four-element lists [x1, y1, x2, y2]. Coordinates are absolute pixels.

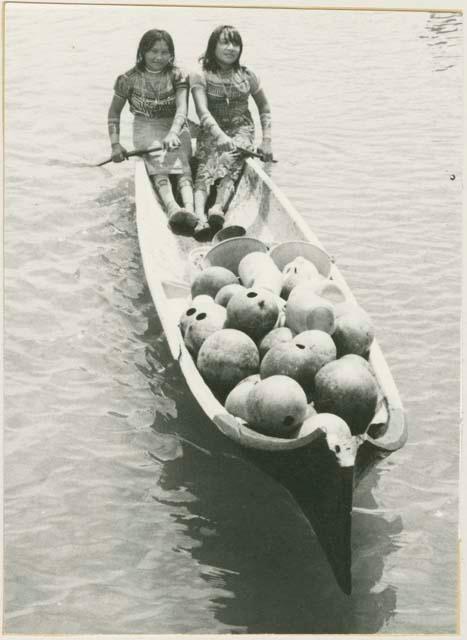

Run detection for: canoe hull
[[134, 156, 407, 594], [242, 437, 354, 594]]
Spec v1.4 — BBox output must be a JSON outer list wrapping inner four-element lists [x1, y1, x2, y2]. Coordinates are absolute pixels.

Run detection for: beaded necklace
[[142, 68, 166, 106], [220, 69, 235, 105]]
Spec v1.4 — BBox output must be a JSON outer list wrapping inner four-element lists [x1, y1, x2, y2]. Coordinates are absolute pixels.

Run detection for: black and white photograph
[[2, 0, 463, 635]]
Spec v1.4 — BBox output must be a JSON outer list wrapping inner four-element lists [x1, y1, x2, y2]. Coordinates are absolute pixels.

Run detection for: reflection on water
[[145, 359, 402, 633], [421, 13, 462, 72]]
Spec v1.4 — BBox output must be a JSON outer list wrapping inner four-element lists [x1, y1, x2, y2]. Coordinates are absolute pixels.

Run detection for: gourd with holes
[[247, 375, 308, 437], [292, 330, 337, 377], [179, 295, 215, 336], [184, 303, 227, 357], [226, 288, 280, 342]]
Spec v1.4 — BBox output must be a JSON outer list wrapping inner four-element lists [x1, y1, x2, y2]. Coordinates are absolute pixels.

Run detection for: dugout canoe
[[134, 156, 407, 595]]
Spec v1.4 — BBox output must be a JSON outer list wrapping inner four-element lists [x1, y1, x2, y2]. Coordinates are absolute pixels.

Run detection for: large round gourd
[[260, 341, 322, 396], [247, 375, 307, 437], [179, 295, 215, 336], [215, 283, 246, 307], [226, 288, 280, 341], [293, 330, 337, 374], [258, 327, 294, 360], [197, 329, 260, 395], [184, 303, 227, 357], [341, 353, 373, 371], [191, 266, 238, 299], [225, 374, 260, 422], [313, 359, 378, 435], [332, 308, 375, 358]]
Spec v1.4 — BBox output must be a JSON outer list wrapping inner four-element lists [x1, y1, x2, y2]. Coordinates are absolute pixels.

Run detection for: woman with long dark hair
[[190, 25, 274, 237], [107, 29, 196, 230]]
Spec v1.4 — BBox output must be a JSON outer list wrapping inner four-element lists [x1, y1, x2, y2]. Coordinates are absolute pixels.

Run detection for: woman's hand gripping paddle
[[95, 145, 163, 167]]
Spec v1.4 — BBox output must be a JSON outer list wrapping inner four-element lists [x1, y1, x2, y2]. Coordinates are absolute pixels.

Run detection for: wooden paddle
[[236, 146, 278, 163], [96, 144, 275, 167], [95, 145, 163, 167]]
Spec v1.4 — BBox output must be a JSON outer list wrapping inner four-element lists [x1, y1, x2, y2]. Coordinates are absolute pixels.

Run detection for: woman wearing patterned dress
[[190, 25, 274, 236], [107, 29, 197, 230]]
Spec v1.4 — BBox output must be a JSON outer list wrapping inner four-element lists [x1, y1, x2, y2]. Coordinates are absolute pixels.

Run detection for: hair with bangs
[[200, 25, 243, 72], [136, 29, 175, 71]]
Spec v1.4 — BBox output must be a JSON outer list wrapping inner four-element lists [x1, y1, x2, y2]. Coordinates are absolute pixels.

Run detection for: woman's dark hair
[[200, 25, 243, 72], [136, 29, 175, 71]]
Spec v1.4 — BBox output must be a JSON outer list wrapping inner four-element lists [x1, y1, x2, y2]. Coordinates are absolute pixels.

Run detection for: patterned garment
[[132, 116, 192, 177], [114, 65, 191, 177], [190, 66, 261, 191]]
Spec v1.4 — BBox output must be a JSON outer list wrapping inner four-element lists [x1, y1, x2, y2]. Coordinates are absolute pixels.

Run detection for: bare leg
[[152, 174, 179, 216], [208, 176, 235, 229], [153, 174, 196, 230], [193, 188, 212, 241], [176, 176, 195, 214], [194, 189, 207, 220]]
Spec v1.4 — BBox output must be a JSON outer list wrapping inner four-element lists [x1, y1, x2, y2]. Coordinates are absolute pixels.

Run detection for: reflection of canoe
[[134, 156, 407, 595]]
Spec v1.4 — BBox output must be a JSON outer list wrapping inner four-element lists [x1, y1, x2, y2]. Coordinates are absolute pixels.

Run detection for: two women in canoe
[[107, 29, 197, 230], [107, 25, 274, 237]]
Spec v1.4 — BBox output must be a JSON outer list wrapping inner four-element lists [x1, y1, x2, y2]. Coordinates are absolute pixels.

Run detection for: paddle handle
[[236, 146, 278, 163], [96, 145, 163, 167]]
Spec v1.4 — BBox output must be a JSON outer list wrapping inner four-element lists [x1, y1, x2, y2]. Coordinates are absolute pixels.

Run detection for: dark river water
[[3, 3, 462, 634]]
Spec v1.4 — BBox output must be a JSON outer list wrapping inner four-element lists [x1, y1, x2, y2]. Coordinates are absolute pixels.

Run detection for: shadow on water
[[139, 329, 401, 633]]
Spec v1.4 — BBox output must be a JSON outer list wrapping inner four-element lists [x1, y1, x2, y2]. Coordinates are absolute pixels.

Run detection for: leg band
[[177, 176, 193, 192], [153, 175, 170, 188]]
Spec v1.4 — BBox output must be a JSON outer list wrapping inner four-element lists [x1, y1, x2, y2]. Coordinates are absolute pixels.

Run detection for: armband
[[200, 113, 223, 142], [260, 112, 272, 140], [108, 118, 120, 145], [169, 114, 186, 136]]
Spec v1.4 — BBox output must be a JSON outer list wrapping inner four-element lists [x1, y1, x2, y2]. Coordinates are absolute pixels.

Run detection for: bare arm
[[252, 88, 273, 161], [162, 86, 188, 149], [191, 85, 235, 152], [171, 86, 188, 135], [107, 94, 128, 162]]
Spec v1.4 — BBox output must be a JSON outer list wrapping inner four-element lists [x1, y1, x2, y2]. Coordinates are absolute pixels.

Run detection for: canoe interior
[[135, 157, 407, 460]]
